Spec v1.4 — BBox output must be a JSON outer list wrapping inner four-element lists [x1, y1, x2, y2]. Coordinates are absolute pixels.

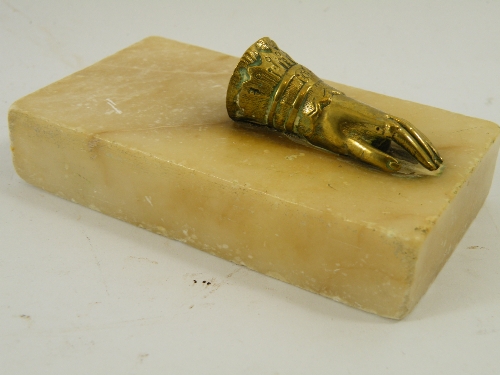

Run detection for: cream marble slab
[[8, 37, 500, 318]]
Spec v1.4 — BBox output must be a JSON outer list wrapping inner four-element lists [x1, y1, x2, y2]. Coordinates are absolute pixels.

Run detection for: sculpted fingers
[[391, 127, 439, 170], [387, 118, 442, 171], [387, 116, 443, 167], [346, 139, 400, 172]]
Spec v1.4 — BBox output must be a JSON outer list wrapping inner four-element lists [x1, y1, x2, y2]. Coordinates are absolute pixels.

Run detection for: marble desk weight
[[9, 37, 500, 319]]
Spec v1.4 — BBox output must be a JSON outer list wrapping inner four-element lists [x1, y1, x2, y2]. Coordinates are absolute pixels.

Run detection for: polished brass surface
[[226, 37, 443, 172]]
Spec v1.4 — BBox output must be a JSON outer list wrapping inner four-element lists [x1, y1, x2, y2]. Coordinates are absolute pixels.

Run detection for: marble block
[[9, 37, 500, 319]]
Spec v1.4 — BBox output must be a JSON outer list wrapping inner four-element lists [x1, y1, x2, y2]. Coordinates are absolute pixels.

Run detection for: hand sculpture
[[304, 93, 443, 172], [226, 37, 443, 172]]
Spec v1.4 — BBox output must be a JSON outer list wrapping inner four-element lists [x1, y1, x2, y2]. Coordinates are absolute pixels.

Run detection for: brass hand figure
[[226, 37, 443, 172], [304, 93, 443, 172]]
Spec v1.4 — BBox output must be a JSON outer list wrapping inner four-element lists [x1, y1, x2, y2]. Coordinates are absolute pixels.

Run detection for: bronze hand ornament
[[226, 37, 443, 172], [306, 93, 443, 172]]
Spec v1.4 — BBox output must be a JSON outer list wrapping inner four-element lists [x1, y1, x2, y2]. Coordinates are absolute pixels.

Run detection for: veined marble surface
[[1, 1, 499, 374]]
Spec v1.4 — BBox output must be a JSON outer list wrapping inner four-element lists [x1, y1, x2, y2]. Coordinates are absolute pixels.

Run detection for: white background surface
[[1, 1, 499, 374]]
